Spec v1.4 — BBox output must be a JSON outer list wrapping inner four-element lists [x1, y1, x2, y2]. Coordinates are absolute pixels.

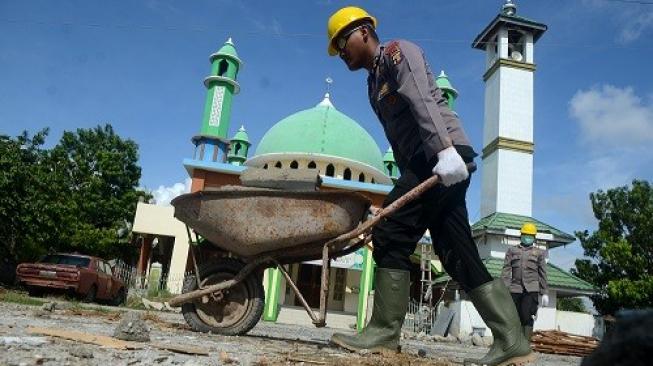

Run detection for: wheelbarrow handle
[[326, 162, 476, 247]]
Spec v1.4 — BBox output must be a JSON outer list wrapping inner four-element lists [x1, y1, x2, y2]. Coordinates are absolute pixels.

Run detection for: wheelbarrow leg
[[274, 262, 321, 325], [316, 243, 331, 327]]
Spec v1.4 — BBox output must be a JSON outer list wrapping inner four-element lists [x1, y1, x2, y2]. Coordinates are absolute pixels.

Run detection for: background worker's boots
[[464, 280, 535, 366], [523, 326, 533, 342], [330, 268, 409, 353]]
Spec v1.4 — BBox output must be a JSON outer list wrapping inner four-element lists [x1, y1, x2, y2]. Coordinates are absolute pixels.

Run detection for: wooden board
[[27, 326, 141, 350]]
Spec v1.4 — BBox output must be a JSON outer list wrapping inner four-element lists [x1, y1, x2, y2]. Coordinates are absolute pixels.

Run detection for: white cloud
[[570, 84, 653, 149], [534, 85, 653, 271], [151, 178, 191, 206], [581, 0, 653, 43], [619, 11, 653, 44]]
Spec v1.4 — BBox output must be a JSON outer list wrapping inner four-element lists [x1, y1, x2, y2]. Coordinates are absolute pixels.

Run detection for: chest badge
[[378, 82, 391, 100]]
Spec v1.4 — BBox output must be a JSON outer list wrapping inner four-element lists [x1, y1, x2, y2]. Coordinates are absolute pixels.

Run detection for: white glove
[[432, 146, 469, 187], [541, 294, 549, 307]]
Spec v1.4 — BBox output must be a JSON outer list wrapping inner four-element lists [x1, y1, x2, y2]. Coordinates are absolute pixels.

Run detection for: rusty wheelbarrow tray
[[171, 186, 371, 259], [168, 164, 474, 335]]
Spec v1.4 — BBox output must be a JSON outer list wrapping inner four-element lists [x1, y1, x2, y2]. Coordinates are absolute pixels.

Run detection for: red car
[[16, 253, 127, 306]]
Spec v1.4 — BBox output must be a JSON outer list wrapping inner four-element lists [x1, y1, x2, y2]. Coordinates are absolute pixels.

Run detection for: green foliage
[[573, 180, 653, 315], [0, 125, 151, 264], [0, 129, 60, 262], [556, 297, 587, 313]]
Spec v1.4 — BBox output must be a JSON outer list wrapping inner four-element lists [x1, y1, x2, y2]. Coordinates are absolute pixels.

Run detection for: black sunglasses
[[336, 25, 366, 53]]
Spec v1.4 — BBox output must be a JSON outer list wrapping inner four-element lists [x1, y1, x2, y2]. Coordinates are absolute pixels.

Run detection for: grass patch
[[124, 289, 177, 311], [125, 294, 146, 310], [0, 290, 47, 306]]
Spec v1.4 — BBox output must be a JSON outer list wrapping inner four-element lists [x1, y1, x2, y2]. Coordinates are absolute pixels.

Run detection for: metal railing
[[403, 299, 438, 335]]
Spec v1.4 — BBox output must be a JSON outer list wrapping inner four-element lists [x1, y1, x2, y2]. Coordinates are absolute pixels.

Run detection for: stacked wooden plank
[[531, 330, 599, 357]]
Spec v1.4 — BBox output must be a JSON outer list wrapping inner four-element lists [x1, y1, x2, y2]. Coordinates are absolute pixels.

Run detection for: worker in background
[[326, 6, 534, 366], [501, 222, 549, 341]]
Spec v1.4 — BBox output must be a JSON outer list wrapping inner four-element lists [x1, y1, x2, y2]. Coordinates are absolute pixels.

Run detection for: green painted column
[[356, 247, 376, 332], [147, 262, 162, 298], [263, 267, 283, 322]]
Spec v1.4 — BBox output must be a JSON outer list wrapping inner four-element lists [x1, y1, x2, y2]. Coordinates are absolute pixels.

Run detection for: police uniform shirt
[[367, 39, 476, 173], [501, 244, 548, 295]]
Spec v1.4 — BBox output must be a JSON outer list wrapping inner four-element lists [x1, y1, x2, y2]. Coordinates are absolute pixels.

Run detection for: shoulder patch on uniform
[[384, 41, 403, 66]]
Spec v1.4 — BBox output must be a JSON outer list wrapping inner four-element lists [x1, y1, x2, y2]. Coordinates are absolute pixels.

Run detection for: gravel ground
[[0, 299, 581, 366]]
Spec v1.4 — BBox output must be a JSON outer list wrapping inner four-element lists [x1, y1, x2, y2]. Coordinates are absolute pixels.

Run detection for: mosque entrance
[[295, 263, 321, 308]]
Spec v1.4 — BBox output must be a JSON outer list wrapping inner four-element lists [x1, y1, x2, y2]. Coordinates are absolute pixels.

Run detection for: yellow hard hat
[[327, 6, 377, 56], [521, 222, 537, 236]]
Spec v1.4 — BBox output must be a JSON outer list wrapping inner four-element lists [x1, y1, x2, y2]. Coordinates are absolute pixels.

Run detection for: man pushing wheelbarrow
[[326, 6, 534, 366]]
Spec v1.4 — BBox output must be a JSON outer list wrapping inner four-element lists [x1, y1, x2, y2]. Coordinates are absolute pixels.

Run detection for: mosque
[[132, 1, 596, 336]]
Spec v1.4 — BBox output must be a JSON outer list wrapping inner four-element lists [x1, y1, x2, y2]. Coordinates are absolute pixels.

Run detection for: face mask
[[521, 235, 535, 246]]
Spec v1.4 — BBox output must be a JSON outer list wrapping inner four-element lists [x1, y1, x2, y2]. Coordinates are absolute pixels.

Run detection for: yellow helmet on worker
[[327, 6, 377, 56], [520, 222, 537, 236]]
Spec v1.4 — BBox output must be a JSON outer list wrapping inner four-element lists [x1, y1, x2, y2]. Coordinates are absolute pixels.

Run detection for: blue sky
[[2, 0, 652, 269]]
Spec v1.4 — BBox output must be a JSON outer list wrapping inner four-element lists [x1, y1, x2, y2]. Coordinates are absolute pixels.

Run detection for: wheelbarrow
[[168, 164, 475, 336]]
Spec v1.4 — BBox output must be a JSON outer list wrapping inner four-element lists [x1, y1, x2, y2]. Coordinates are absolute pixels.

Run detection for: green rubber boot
[[464, 280, 535, 366], [523, 326, 533, 342], [330, 268, 409, 353]]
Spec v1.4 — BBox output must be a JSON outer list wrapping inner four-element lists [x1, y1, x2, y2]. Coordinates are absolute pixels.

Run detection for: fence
[[402, 299, 438, 335], [110, 260, 192, 297]]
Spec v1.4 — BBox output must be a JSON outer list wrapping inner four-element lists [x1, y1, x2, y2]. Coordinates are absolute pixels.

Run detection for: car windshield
[[40, 255, 91, 268]]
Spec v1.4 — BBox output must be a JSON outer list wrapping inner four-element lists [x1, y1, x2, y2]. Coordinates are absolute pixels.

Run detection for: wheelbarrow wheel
[[181, 258, 264, 336]]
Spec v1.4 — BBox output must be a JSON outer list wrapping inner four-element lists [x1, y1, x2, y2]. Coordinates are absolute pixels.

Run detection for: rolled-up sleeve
[[387, 40, 452, 160]]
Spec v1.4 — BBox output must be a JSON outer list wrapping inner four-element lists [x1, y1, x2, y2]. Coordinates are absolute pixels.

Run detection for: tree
[[572, 180, 653, 315], [0, 125, 151, 264], [51, 124, 151, 259], [0, 129, 63, 263], [557, 297, 587, 313]]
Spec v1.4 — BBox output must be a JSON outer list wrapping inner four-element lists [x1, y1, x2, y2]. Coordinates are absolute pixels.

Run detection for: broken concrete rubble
[[113, 311, 150, 342]]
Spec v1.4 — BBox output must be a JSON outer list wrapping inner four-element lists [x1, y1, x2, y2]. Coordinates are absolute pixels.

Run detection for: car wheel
[[27, 287, 44, 297], [111, 288, 126, 306], [84, 285, 97, 303]]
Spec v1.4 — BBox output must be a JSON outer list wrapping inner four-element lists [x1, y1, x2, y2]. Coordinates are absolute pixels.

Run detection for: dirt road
[[0, 299, 581, 365]]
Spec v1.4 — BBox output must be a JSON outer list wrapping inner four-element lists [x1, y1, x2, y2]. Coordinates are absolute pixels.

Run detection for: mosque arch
[[290, 160, 299, 169], [218, 59, 229, 76], [326, 164, 335, 177], [343, 168, 352, 181], [275, 161, 282, 168], [358, 173, 365, 182]]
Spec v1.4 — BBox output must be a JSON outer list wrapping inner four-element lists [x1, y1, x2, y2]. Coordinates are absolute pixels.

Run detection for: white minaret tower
[[473, 0, 547, 217]]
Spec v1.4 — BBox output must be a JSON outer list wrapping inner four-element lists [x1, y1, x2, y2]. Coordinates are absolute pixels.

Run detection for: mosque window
[[371, 178, 375, 184], [218, 60, 229, 76], [263, 163, 268, 169], [343, 168, 351, 180], [326, 164, 335, 177], [358, 173, 365, 182], [275, 161, 282, 168], [234, 143, 241, 155], [308, 161, 316, 169], [386, 162, 394, 176], [290, 160, 298, 169]]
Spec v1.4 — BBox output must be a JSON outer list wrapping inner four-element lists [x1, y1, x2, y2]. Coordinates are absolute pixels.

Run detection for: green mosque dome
[[253, 94, 385, 172]]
